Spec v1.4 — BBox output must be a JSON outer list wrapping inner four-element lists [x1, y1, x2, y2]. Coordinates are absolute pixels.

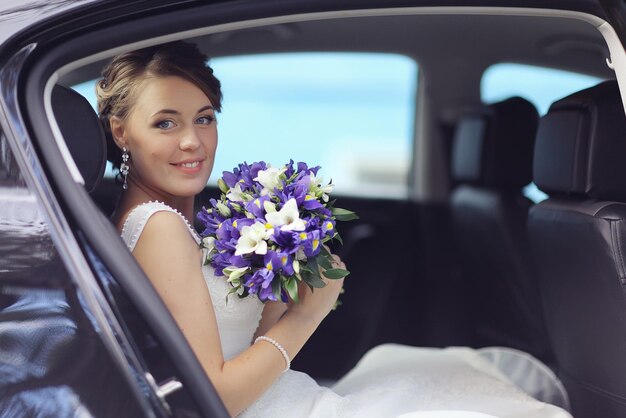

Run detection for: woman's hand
[[287, 251, 346, 324]]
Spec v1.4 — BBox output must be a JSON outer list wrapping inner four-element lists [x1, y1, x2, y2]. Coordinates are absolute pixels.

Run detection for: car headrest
[[533, 80, 626, 201], [51, 85, 107, 193], [451, 97, 539, 190]]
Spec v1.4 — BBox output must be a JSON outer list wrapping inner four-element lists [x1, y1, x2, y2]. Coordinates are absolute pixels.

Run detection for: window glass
[[73, 52, 418, 198], [481, 63, 605, 203], [481, 63, 604, 115]]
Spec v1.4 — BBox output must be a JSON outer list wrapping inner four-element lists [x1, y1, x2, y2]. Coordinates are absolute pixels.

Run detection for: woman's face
[[112, 75, 217, 198]]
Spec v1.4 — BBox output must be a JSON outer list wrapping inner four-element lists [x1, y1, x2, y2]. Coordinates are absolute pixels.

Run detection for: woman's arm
[[254, 301, 288, 339], [133, 211, 343, 417]]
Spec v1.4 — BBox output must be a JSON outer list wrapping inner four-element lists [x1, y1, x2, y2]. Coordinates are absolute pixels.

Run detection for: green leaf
[[307, 258, 320, 277], [322, 268, 350, 280], [301, 269, 326, 288], [331, 207, 359, 221], [271, 276, 282, 301], [285, 276, 299, 303], [320, 245, 331, 257], [333, 232, 344, 246], [316, 254, 333, 271]]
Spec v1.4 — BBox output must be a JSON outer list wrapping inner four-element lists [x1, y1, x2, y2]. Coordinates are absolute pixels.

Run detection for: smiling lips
[[172, 159, 204, 174]]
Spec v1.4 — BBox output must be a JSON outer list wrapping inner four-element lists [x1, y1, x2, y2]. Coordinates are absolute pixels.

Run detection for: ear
[[109, 116, 127, 150]]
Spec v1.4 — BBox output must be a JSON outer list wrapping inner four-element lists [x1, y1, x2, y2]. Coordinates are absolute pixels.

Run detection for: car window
[[73, 52, 418, 199], [481, 63, 605, 203], [481, 63, 604, 115]]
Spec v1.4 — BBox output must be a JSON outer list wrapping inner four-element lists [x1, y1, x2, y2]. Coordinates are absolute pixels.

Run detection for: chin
[[175, 180, 209, 197]]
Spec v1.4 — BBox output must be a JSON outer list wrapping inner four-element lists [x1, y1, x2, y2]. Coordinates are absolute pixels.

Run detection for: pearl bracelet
[[255, 336, 291, 373]]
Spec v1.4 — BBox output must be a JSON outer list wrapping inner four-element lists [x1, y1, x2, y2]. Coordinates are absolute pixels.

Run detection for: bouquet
[[197, 160, 358, 303]]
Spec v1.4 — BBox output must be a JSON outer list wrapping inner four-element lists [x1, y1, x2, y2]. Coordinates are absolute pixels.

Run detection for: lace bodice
[[120, 201, 264, 360]]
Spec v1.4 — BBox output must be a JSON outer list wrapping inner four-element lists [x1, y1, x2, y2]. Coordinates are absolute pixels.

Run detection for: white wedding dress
[[121, 202, 573, 418]]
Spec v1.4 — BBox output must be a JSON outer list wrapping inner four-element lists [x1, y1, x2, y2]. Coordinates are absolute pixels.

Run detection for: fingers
[[329, 253, 346, 270], [323, 245, 346, 267]]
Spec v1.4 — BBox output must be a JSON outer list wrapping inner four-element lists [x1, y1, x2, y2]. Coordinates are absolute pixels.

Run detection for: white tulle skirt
[[239, 344, 572, 418]]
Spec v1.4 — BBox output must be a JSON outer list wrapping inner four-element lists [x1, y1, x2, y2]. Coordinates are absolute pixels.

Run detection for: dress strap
[[120, 200, 201, 252]]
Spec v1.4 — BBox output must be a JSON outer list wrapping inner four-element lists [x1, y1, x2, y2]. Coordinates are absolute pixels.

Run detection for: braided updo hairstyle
[[96, 41, 222, 172]]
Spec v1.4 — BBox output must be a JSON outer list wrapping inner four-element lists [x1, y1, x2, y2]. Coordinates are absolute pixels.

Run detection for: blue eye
[[196, 115, 215, 125], [155, 120, 175, 129]]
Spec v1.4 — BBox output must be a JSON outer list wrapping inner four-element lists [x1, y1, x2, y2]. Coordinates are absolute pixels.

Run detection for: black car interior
[[529, 80, 626, 417], [51, 85, 107, 194], [450, 96, 553, 364]]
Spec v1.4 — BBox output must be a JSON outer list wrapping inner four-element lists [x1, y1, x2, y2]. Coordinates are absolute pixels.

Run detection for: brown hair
[[96, 41, 222, 170]]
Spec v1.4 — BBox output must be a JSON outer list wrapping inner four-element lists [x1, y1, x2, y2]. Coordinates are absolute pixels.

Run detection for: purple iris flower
[[276, 182, 307, 206], [264, 250, 295, 276], [229, 254, 251, 268], [303, 229, 322, 258], [197, 199, 228, 237], [302, 195, 324, 210], [215, 218, 236, 241], [245, 195, 270, 219], [248, 161, 266, 181], [271, 229, 299, 254], [232, 217, 254, 231], [315, 206, 332, 217], [296, 162, 310, 174], [321, 218, 336, 237], [296, 162, 320, 176], [304, 216, 320, 232], [212, 252, 233, 276], [215, 239, 236, 253], [284, 159, 295, 178], [245, 268, 276, 301], [222, 170, 240, 188]]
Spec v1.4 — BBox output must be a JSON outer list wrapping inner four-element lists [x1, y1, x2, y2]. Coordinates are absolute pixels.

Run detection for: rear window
[[74, 52, 418, 199], [481, 63, 604, 116]]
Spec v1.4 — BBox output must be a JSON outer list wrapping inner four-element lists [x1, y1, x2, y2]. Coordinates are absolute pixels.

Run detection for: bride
[[100, 41, 572, 418]]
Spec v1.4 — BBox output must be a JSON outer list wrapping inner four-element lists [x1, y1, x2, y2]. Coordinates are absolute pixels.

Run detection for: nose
[[179, 126, 201, 151]]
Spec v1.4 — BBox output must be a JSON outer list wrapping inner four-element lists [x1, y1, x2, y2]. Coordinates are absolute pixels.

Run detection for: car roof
[[0, 0, 99, 43]]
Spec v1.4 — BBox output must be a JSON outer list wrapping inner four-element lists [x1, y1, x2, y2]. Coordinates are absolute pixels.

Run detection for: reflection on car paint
[[0, 130, 147, 417]]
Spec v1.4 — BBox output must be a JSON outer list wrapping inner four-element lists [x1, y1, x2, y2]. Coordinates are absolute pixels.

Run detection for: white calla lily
[[308, 173, 334, 202], [202, 236, 216, 253], [223, 266, 249, 283], [216, 202, 231, 217], [263, 200, 277, 213], [235, 222, 269, 255], [226, 183, 247, 202], [254, 166, 286, 195], [265, 198, 306, 232]]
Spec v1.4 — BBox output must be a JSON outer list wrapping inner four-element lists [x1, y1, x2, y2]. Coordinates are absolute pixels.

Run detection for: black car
[[2, 1, 626, 417]]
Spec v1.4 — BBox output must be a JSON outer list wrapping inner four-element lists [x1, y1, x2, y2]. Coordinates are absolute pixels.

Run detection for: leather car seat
[[528, 80, 626, 418], [51, 85, 107, 193], [451, 97, 553, 363]]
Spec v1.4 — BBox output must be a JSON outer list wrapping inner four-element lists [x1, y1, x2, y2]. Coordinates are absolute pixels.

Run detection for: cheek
[[205, 129, 218, 154], [130, 139, 170, 172]]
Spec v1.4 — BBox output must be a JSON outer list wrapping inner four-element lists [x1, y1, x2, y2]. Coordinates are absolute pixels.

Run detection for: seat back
[[51, 85, 107, 193], [528, 80, 626, 418], [451, 97, 552, 361]]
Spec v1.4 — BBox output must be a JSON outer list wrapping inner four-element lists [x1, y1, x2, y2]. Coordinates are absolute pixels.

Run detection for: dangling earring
[[120, 147, 130, 190]]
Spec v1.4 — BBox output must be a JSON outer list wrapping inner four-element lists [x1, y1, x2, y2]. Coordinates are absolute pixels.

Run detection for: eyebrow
[[151, 105, 214, 117]]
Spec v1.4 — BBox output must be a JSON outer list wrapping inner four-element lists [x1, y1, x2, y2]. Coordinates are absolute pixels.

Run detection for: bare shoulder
[[128, 210, 221, 353], [132, 210, 202, 277]]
